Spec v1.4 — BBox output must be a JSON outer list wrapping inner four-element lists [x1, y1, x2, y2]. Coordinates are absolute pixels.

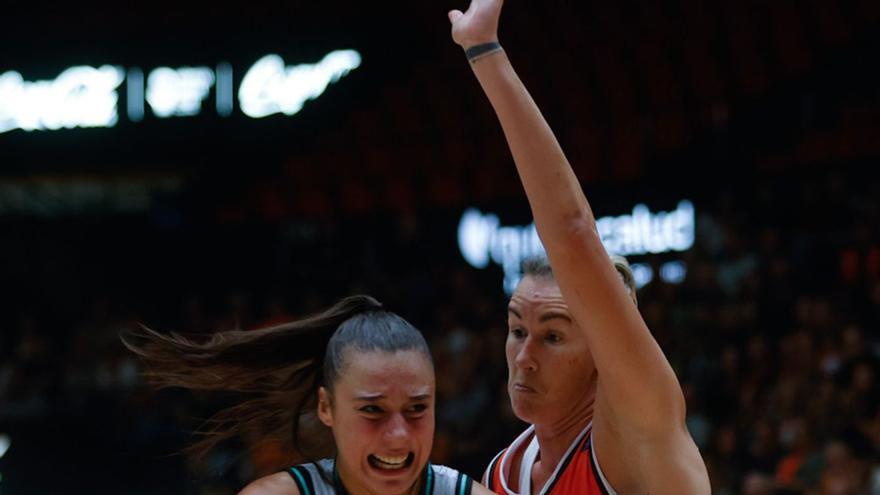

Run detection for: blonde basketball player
[[448, 1, 711, 493]]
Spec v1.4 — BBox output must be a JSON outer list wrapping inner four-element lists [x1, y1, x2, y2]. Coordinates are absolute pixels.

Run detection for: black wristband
[[465, 42, 503, 62]]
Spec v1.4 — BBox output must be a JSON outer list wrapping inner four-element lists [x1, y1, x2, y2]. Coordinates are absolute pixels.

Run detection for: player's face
[[318, 349, 435, 495], [506, 275, 596, 425]]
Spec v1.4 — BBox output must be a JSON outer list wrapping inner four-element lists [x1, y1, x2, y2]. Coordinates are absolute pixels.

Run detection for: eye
[[510, 327, 526, 339], [359, 405, 383, 414], [545, 332, 562, 344], [407, 403, 429, 415]]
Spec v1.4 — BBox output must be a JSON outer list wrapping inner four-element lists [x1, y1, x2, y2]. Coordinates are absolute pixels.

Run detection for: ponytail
[[122, 295, 384, 463]]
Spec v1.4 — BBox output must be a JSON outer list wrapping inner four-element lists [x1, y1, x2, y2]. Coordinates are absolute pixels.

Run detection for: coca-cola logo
[[239, 51, 361, 118], [0, 50, 362, 134], [0, 66, 125, 133]]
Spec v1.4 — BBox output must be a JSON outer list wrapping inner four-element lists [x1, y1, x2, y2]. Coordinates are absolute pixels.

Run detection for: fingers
[[448, 9, 464, 24]]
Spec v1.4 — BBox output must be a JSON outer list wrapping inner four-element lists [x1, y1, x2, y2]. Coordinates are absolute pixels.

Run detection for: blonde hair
[[609, 254, 638, 305], [520, 254, 638, 305]]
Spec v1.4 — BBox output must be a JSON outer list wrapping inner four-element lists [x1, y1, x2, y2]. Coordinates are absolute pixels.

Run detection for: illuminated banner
[[0, 66, 125, 133], [239, 52, 361, 118], [0, 50, 361, 134], [458, 201, 696, 293], [145, 66, 216, 118]]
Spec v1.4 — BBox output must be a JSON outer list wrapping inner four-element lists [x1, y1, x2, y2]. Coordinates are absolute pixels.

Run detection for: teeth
[[374, 454, 407, 465]]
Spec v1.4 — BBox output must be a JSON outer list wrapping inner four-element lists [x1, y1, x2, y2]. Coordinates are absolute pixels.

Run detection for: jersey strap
[[454, 472, 473, 495], [486, 448, 505, 492], [586, 435, 613, 495], [421, 463, 435, 495], [287, 465, 317, 495]]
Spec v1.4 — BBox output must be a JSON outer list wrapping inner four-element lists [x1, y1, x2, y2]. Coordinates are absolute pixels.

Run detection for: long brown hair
[[122, 295, 431, 464]]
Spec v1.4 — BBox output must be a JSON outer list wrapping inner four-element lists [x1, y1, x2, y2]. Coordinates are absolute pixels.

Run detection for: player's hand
[[448, 0, 504, 49]]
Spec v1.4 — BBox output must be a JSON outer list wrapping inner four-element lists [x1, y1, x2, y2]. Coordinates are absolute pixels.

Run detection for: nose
[[383, 413, 409, 444], [514, 336, 539, 372]]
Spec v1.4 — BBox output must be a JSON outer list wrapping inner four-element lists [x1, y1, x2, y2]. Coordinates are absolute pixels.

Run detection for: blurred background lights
[[630, 263, 654, 289], [660, 260, 688, 284], [146, 66, 215, 118], [0, 65, 124, 133], [0, 433, 10, 458], [457, 208, 499, 269]]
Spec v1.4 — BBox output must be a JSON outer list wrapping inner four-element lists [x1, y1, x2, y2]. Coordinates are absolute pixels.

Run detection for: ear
[[317, 386, 334, 427]]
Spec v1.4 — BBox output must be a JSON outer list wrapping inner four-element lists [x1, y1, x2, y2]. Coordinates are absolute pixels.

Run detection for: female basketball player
[[125, 295, 493, 495], [448, 1, 711, 493]]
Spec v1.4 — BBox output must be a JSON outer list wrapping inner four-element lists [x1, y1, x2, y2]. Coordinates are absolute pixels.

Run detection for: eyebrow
[[354, 394, 386, 401], [354, 393, 432, 401], [508, 306, 572, 323]]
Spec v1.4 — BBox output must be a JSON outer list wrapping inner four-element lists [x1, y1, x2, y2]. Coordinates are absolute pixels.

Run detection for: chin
[[510, 400, 539, 424]]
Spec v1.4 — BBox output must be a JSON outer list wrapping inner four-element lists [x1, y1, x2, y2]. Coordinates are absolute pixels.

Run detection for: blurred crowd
[[1, 166, 878, 495], [3, 0, 880, 494]]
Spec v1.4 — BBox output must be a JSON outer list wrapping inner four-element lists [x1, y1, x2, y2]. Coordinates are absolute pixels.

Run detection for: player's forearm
[[469, 51, 593, 229]]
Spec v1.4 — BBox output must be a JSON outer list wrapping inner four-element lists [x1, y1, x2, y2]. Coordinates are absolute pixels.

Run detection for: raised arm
[[449, 1, 709, 493]]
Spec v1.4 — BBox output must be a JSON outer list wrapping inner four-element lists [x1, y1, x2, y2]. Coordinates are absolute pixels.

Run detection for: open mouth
[[367, 452, 415, 471]]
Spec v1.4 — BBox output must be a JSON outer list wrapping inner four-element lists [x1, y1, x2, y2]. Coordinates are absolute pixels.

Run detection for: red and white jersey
[[485, 424, 617, 495]]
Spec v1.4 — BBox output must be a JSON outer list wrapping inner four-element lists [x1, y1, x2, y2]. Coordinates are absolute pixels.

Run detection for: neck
[[334, 458, 422, 495], [532, 395, 594, 471]]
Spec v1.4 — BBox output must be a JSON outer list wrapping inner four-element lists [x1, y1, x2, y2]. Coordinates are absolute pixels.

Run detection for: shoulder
[[430, 463, 481, 494], [238, 472, 299, 495], [430, 463, 468, 483], [470, 481, 496, 495], [485, 427, 533, 489], [487, 425, 531, 476]]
